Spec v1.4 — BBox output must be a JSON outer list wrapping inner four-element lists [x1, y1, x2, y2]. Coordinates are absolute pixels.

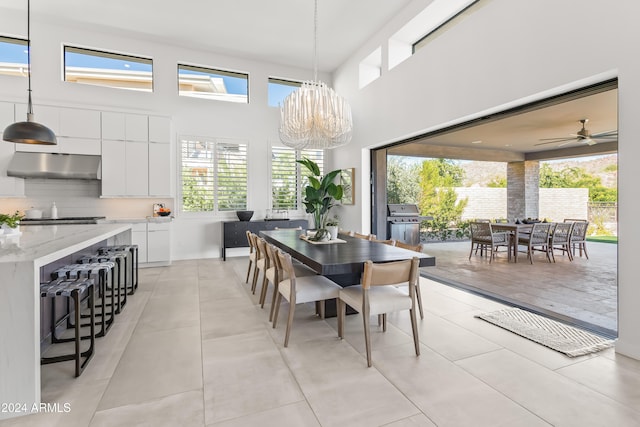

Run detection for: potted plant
[[297, 157, 343, 241], [325, 216, 340, 240], [0, 211, 24, 234]]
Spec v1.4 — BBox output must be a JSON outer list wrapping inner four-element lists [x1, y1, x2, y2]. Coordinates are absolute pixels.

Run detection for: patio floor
[[419, 240, 618, 337]]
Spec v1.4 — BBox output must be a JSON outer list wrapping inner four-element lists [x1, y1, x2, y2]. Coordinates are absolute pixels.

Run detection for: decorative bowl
[[236, 210, 254, 221], [157, 211, 171, 217]]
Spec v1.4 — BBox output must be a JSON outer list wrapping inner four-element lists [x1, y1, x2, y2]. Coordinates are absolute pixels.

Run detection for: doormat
[[475, 308, 615, 357]]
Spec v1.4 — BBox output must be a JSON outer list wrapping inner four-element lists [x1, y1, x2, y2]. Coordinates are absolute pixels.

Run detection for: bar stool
[[99, 245, 139, 295], [52, 262, 117, 338], [40, 277, 95, 377], [78, 253, 127, 313]]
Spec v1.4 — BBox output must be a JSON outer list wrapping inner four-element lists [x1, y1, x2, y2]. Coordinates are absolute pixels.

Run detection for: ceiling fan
[[535, 119, 618, 147]]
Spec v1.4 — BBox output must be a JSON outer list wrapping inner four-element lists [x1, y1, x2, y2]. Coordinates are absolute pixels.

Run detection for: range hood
[[7, 152, 101, 180]]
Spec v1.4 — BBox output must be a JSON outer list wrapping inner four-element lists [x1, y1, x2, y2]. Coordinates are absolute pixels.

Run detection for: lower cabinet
[[221, 219, 308, 260], [130, 221, 171, 266]]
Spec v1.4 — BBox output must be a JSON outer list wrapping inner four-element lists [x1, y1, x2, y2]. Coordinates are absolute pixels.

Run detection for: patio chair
[[517, 222, 553, 264], [549, 222, 574, 262], [469, 221, 510, 263], [569, 220, 590, 259]]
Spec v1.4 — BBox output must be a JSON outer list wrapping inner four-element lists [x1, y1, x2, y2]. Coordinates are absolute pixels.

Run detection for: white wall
[[330, 0, 639, 358], [0, 7, 326, 261]]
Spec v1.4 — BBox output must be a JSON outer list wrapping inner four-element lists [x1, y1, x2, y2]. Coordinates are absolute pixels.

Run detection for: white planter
[[326, 225, 339, 240], [1, 224, 20, 235]]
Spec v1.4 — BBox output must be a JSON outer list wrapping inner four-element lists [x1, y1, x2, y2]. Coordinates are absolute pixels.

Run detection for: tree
[[539, 164, 617, 202], [387, 156, 421, 204]]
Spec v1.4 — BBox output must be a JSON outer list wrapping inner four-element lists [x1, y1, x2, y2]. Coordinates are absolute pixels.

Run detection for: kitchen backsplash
[[0, 179, 173, 218]]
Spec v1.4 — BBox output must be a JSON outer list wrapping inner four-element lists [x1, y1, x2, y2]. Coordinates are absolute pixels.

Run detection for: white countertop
[[103, 216, 173, 224]]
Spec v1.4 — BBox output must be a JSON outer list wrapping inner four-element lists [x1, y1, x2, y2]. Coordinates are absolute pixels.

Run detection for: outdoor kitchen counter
[[0, 223, 132, 420]]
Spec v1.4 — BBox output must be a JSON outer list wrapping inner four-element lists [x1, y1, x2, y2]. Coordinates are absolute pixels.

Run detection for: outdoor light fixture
[[279, 0, 352, 150], [3, 0, 57, 145]]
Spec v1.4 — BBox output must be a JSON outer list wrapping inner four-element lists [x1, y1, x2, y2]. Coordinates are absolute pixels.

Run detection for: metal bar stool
[[98, 245, 138, 295], [78, 253, 127, 313], [40, 277, 95, 377], [52, 262, 116, 338]]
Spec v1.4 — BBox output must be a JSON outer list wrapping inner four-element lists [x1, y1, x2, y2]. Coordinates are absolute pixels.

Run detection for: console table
[[221, 219, 308, 260]]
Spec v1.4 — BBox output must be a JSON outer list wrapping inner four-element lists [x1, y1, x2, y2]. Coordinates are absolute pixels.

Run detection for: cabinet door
[[102, 112, 126, 140], [130, 223, 148, 263], [101, 139, 126, 196], [149, 116, 171, 143], [59, 108, 101, 139], [125, 141, 149, 196], [148, 141, 171, 196], [0, 102, 25, 197], [147, 222, 171, 263], [125, 114, 148, 142]]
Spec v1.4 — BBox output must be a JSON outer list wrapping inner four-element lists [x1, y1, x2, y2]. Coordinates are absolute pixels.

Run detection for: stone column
[[507, 160, 540, 220]]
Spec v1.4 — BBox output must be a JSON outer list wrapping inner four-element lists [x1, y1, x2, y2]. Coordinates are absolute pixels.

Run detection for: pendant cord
[[313, 0, 318, 82], [27, 0, 33, 116]]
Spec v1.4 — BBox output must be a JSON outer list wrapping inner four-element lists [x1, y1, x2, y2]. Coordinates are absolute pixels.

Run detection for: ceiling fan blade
[[592, 130, 617, 137], [537, 136, 576, 142], [558, 140, 576, 147], [535, 138, 576, 146], [584, 138, 597, 146]]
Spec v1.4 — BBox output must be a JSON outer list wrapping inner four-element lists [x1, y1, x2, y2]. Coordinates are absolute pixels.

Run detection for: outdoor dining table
[[491, 222, 534, 263], [260, 229, 436, 286]]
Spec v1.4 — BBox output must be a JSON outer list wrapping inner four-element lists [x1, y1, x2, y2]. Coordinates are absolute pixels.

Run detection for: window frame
[[178, 63, 249, 103], [0, 36, 28, 78], [63, 45, 153, 92], [179, 136, 249, 216], [268, 77, 302, 107]]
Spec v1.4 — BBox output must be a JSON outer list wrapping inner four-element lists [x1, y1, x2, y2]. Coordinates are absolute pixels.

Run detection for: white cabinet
[[126, 221, 171, 266], [101, 113, 171, 197], [147, 221, 171, 264], [0, 102, 25, 197], [15, 105, 101, 155]]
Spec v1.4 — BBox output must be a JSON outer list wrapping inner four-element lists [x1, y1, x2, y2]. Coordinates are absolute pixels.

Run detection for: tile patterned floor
[[2, 256, 638, 427]]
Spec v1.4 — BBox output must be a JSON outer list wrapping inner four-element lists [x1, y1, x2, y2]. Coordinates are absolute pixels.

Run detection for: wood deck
[[419, 240, 617, 337]]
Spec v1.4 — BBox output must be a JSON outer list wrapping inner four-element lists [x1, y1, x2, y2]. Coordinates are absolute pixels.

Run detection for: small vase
[[326, 225, 339, 240], [2, 224, 20, 235]]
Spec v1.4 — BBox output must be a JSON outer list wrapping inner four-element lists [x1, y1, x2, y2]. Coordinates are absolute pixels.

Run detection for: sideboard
[[221, 219, 308, 260]]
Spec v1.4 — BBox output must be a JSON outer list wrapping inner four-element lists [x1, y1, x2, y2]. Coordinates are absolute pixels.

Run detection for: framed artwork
[[340, 168, 355, 205]]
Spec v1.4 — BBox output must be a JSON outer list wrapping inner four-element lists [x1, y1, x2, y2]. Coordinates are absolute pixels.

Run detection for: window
[[181, 137, 248, 213], [268, 78, 301, 107], [271, 146, 323, 210], [64, 46, 153, 92], [178, 64, 248, 103], [359, 47, 382, 89], [0, 36, 28, 78]]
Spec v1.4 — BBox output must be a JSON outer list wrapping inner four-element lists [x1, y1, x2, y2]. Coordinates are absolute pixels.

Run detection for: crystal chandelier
[[279, 0, 352, 150]]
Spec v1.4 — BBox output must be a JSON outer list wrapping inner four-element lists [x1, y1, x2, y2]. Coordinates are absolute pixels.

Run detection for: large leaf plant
[[297, 157, 343, 240]]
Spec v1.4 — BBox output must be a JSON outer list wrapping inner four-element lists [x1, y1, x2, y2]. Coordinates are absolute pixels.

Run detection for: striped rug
[[476, 308, 615, 357]]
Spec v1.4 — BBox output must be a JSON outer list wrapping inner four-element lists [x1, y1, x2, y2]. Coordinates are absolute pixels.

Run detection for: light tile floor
[[2, 257, 639, 427]]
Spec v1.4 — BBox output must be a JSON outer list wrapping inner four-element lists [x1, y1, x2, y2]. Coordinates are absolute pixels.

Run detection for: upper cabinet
[[14, 104, 101, 155], [101, 113, 172, 198], [0, 102, 25, 197]]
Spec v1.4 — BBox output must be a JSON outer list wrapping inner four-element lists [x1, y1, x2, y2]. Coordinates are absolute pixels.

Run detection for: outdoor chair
[[569, 220, 590, 259], [337, 257, 421, 367], [549, 222, 574, 262], [517, 222, 553, 264], [469, 221, 510, 263]]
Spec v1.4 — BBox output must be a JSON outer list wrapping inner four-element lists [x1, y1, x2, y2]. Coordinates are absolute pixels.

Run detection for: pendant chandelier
[[3, 0, 57, 145], [279, 0, 352, 150]]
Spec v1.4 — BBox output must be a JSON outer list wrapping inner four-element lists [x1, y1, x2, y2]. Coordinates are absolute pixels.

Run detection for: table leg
[[513, 229, 519, 263]]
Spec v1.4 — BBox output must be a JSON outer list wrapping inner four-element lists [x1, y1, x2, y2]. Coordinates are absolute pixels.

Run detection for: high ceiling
[[0, 0, 413, 73]]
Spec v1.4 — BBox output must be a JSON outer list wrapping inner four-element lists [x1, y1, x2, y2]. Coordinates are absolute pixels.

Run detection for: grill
[[20, 216, 106, 225], [387, 204, 432, 245]]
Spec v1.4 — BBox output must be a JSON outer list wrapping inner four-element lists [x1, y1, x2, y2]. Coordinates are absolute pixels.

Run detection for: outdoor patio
[[419, 240, 617, 337]]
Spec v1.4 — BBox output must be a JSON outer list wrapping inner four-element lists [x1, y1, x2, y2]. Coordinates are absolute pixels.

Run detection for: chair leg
[[272, 292, 282, 329], [283, 301, 296, 347], [251, 267, 259, 294], [258, 275, 269, 308], [382, 313, 387, 332], [415, 282, 424, 319], [318, 300, 325, 319], [582, 243, 589, 259], [337, 299, 345, 339], [362, 304, 372, 367], [409, 307, 420, 357], [245, 259, 253, 283], [269, 284, 279, 322]]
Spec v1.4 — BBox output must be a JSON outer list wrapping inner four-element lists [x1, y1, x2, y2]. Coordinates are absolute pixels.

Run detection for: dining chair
[[353, 232, 376, 241], [569, 220, 590, 259], [517, 222, 553, 264], [393, 241, 425, 319], [245, 230, 256, 283], [469, 222, 510, 263], [272, 251, 342, 347], [337, 257, 421, 367], [250, 236, 268, 294], [262, 243, 316, 321], [372, 238, 395, 246], [549, 222, 574, 262]]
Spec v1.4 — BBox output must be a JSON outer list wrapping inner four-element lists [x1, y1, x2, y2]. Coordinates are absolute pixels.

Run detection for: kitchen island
[[0, 223, 132, 420]]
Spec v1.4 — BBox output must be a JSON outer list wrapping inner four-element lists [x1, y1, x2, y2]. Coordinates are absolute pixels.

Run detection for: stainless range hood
[[7, 152, 101, 180]]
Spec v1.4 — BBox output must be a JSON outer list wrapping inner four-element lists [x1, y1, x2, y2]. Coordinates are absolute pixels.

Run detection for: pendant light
[[3, 0, 57, 145], [278, 0, 352, 150]]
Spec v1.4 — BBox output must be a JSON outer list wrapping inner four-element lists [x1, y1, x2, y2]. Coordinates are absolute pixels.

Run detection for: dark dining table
[[260, 229, 436, 286]]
